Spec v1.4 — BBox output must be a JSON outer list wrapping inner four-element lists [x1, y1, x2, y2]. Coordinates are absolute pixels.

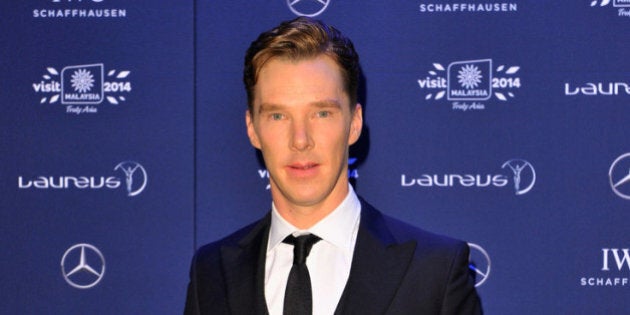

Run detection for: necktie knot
[[283, 234, 321, 265]]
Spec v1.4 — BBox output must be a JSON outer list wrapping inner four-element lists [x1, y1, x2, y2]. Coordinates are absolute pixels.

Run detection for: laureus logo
[[114, 161, 148, 197], [18, 161, 147, 197], [418, 59, 521, 111], [501, 159, 536, 195], [401, 159, 535, 195]]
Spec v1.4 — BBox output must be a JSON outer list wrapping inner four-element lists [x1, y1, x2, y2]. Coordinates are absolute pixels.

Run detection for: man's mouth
[[289, 162, 317, 169], [286, 162, 319, 177]]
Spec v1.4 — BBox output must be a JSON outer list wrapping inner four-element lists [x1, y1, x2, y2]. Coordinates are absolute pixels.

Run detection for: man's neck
[[272, 185, 350, 230]]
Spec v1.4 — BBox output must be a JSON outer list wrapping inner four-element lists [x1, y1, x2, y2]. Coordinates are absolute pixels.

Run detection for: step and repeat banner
[[1, 1, 194, 314], [2, 1, 629, 314]]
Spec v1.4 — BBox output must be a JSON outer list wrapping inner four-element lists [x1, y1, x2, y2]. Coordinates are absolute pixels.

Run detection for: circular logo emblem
[[609, 153, 630, 200], [287, 0, 331, 17], [468, 243, 491, 287], [502, 159, 536, 195], [114, 161, 147, 197], [61, 243, 106, 289]]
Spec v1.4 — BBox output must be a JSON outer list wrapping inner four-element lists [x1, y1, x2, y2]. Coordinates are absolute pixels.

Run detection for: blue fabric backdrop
[[2, 1, 629, 314]]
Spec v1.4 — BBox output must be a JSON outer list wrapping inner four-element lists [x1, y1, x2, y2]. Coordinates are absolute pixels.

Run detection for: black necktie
[[283, 234, 321, 315]]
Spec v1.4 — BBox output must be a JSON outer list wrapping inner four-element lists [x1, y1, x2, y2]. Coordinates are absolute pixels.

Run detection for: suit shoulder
[[383, 213, 465, 249], [360, 199, 468, 254], [369, 205, 473, 282], [193, 217, 268, 263]]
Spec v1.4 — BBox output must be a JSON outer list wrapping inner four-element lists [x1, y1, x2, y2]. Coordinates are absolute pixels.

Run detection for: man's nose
[[290, 118, 313, 151]]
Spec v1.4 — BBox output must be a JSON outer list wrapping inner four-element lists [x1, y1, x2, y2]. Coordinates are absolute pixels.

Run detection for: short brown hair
[[243, 17, 360, 111]]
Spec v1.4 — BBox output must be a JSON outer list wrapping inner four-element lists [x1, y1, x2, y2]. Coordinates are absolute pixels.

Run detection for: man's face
[[246, 55, 362, 214]]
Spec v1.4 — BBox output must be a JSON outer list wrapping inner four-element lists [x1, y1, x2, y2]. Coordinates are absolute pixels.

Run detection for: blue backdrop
[[2, 1, 630, 314]]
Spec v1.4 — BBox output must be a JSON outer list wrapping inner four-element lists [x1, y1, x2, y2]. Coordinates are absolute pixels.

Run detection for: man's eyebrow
[[311, 100, 342, 109], [257, 103, 284, 114], [257, 100, 342, 113]]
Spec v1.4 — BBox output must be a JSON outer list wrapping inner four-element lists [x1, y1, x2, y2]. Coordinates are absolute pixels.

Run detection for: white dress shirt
[[265, 185, 361, 315]]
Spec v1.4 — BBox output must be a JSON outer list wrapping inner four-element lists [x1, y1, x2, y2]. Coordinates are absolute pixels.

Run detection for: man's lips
[[286, 162, 319, 177], [288, 162, 318, 170]]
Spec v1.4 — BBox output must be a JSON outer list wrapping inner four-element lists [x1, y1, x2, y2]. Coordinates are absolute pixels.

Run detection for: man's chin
[[274, 189, 328, 208]]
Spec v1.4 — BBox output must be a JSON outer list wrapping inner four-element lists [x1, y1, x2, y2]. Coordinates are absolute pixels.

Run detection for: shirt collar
[[267, 184, 361, 253]]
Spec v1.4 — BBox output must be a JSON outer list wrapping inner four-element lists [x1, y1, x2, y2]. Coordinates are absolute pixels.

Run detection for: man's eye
[[270, 113, 284, 120], [316, 111, 331, 118]]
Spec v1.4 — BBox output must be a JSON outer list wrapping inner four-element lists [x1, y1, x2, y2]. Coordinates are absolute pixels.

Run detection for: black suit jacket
[[185, 199, 482, 314]]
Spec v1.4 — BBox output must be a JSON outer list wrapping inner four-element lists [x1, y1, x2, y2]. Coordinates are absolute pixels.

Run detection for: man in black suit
[[185, 17, 482, 315]]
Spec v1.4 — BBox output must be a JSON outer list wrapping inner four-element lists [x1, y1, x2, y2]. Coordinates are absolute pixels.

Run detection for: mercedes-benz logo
[[61, 243, 105, 289], [468, 243, 491, 287], [287, 0, 331, 17], [114, 161, 147, 197], [609, 153, 630, 200], [502, 159, 536, 195]]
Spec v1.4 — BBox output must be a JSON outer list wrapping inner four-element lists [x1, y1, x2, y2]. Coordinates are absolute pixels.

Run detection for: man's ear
[[348, 103, 363, 145], [245, 110, 261, 149]]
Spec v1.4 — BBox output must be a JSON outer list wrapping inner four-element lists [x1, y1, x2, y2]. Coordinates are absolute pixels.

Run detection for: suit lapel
[[335, 201, 417, 314], [221, 215, 270, 315]]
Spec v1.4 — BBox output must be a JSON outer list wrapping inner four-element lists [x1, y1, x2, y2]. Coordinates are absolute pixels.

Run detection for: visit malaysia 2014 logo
[[32, 63, 132, 115], [591, 0, 630, 18], [418, 59, 521, 111]]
